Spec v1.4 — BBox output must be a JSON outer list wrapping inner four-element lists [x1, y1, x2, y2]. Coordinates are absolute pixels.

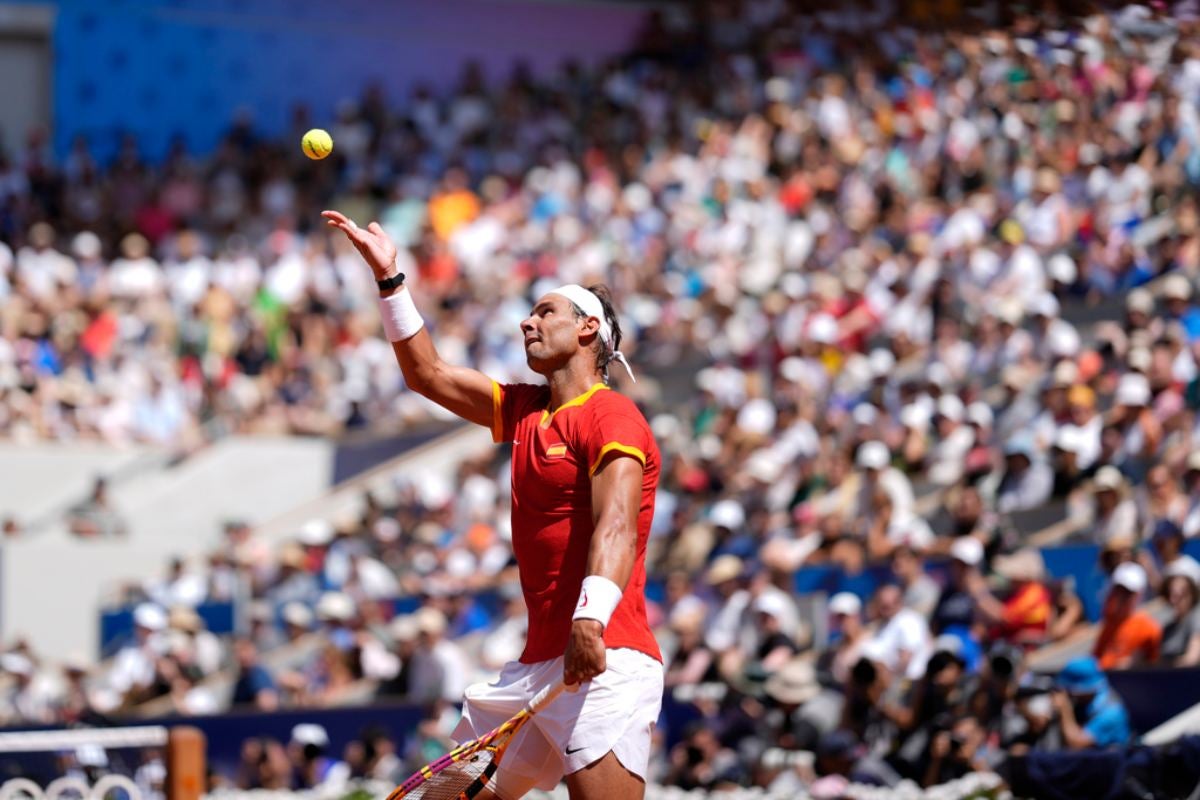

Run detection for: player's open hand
[[563, 619, 606, 687], [322, 210, 398, 281]]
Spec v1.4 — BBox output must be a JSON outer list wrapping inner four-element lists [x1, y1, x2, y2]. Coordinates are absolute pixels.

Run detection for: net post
[[166, 726, 206, 800]]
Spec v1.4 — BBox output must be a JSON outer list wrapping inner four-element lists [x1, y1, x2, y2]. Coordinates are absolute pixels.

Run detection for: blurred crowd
[[4, 0, 1200, 794]]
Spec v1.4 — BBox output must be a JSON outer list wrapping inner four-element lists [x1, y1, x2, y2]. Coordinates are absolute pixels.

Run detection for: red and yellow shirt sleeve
[[491, 382, 547, 444], [579, 395, 652, 477]]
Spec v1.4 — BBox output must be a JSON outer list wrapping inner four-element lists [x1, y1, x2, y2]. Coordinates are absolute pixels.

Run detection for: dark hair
[[567, 284, 623, 381]]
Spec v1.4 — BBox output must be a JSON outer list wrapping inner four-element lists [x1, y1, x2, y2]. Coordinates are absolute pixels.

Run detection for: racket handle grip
[[528, 680, 567, 715]]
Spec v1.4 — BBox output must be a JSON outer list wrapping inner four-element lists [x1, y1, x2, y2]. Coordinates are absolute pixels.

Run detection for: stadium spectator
[[1160, 562, 1200, 666], [1052, 656, 1132, 751], [1094, 562, 1163, 669], [65, 477, 127, 538], [288, 723, 350, 790], [230, 638, 278, 711]]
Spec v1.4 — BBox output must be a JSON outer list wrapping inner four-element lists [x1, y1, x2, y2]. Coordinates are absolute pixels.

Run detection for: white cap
[[950, 537, 984, 567], [390, 614, 419, 643], [299, 519, 334, 547], [868, 348, 896, 378], [414, 606, 447, 636], [852, 403, 879, 426], [291, 723, 330, 749], [133, 603, 167, 632], [828, 592, 863, 617], [752, 592, 789, 620], [1162, 273, 1192, 301], [936, 395, 964, 423], [1030, 293, 1060, 318], [1048, 254, 1077, 284], [1115, 373, 1151, 407], [737, 398, 777, 436], [966, 402, 993, 429], [1111, 562, 1147, 595], [1128, 347, 1152, 373], [899, 403, 931, 430], [1127, 288, 1154, 314], [1054, 425, 1087, 454], [710, 499, 746, 530], [282, 602, 314, 628], [1094, 465, 1126, 492], [857, 441, 890, 471], [807, 313, 838, 345], [1165, 559, 1200, 587], [315, 592, 355, 622]]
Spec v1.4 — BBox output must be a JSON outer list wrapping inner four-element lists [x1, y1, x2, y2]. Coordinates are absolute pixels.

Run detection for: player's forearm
[[585, 518, 636, 591]]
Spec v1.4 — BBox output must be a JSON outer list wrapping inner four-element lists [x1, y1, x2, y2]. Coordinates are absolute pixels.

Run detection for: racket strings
[[400, 746, 496, 800]]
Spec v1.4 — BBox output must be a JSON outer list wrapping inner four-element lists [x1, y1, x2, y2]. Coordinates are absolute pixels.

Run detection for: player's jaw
[[521, 296, 585, 374]]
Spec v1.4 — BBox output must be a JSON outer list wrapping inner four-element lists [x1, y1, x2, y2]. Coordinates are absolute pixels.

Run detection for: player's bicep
[[425, 360, 498, 429], [391, 328, 496, 429], [590, 454, 643, 532]]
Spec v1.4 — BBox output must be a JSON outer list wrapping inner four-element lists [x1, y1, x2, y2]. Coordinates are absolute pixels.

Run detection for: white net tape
[[0, 727, 167, 753]]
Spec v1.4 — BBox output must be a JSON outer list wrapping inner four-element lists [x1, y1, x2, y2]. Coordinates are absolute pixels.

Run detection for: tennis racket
[[387, 680, 567, 800]]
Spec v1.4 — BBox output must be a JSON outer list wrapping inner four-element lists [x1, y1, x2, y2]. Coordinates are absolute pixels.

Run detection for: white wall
[[0, 437, 333, 660]]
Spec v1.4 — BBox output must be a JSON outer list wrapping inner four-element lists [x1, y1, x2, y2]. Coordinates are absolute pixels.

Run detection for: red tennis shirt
[[491, 380, 662, 665]]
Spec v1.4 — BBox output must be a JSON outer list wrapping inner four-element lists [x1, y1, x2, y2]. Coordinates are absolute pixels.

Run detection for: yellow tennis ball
[[301, 128, 333, 160]]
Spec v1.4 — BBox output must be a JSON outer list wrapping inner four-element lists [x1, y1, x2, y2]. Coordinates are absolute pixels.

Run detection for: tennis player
[[324, 210, 663, 800]]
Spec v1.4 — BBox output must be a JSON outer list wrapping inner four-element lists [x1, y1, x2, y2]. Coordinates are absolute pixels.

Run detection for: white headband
[[549, 284, 635, 382]]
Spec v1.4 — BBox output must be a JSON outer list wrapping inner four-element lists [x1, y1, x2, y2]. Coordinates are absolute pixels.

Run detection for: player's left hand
[[563, 619, 606, 687]]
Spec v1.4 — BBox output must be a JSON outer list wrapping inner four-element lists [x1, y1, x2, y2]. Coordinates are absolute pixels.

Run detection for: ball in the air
[[301, 128, 333, 160]]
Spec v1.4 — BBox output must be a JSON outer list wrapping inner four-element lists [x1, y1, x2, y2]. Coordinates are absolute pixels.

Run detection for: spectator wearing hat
[[1160, 562, 1200, 667], [1051, 656, 1131, 750], [405, 606, 469, 704], [853, 441, 914, 523], [1108, 373, 1162, 474], [1065, 384, 1102, 469], [820, 592, 868, 686], [289, 722, 351, 790], [972, 549, 1053, 647], [994, 436, 1054, 514], [932, 538, 986, 637], [745, 592, 800, 676], [927, 395, 975, 487], [1, 653, 53, 725], [1084, 466, 1139, 546], [704, 554, 750, 655], [1094, 562, 1162, 670], [109, 603, 167, 707], [1142, 519, 1200, 594]]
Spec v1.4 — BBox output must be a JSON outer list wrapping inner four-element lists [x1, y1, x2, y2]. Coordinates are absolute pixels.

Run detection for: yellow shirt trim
[[491, 380, 504, 443], [539, 382, 609, 426], [589, 442, 647, 477]]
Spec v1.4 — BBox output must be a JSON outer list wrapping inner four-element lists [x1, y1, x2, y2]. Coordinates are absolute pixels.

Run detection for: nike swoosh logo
[[565, 746, 586, 755]]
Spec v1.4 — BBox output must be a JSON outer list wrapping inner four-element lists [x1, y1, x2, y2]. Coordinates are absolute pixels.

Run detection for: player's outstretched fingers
[[368, 221, 385, 236]]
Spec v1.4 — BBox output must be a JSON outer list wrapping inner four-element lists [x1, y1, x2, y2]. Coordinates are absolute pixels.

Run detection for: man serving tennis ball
[[323, 209, 663, 800]]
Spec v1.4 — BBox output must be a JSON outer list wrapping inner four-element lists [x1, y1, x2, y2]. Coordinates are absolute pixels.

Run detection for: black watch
[[376, 272, 406, 291]]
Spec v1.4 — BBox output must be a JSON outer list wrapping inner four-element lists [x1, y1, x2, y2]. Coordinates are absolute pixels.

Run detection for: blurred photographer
[[887, 637, 973, 782], [1049, 656, 1132, 751], [922, 715, 990, 788]]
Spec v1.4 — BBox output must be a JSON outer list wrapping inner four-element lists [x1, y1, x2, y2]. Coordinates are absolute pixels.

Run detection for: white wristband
[[572, 575, 623, 629], [378, 289, 424, 342]]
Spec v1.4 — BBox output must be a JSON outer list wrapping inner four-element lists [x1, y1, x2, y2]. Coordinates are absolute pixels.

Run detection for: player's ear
[[578, 315, 601, 339]]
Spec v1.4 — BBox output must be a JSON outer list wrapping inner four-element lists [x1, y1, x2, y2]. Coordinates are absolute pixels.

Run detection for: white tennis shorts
[[451, 648, 663, 795]]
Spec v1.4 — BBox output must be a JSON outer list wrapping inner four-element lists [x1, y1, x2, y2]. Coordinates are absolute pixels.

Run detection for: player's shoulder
[[589, 385, 647, 419], [503, 382, 550, 409]]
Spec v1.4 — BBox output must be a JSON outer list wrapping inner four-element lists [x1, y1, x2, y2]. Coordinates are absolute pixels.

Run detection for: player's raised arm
[[322, 209, 495, 429]]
